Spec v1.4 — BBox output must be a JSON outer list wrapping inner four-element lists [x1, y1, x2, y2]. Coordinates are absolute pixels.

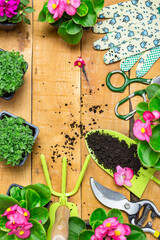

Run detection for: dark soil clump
[[86, 131, 142, 175]]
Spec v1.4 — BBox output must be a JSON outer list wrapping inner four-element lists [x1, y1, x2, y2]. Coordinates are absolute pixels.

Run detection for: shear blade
[[152, 75, 160, 85], [90, 178, 139, 215]]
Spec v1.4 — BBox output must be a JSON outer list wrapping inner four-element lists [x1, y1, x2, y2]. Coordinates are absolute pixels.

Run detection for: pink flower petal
[[152, 111, 160, 119], [145, 120, 152, 136], [114, 172, 124, 186], [143, 111, 154, 121], [124, 179, 132, 187], [116, 165, 125, 175], [65, 4, 77, 15], [123, 167, 133, 180], [71, 0, 80, 8], [91, 235, 98, 240], [123, 225, 131, 236]]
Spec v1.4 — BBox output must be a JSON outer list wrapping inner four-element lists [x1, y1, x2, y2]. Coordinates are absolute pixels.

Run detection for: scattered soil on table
[[86, 131, 142, 175]]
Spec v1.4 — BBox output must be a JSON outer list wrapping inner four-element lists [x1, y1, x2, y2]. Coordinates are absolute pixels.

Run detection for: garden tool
[[106, 70, 160, 120], [85, 130, 160, 198], [41, 154, 91, 240], [90, 177, 160, 239], [92, 0, 160, 71]]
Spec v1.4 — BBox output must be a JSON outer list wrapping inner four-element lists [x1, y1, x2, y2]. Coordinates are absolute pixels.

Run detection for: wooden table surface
[[0, 0, 160, 239]]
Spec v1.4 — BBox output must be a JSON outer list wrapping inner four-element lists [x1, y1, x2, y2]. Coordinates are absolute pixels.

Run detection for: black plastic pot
[[0, 22, 17, 30], [0, 111, 39, 166], [6, 184, 51, 209], [0, 48, 28, 100]]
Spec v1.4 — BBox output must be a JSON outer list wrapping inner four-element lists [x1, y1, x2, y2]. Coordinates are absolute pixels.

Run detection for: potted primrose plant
[[0, 49, 28, 100], [133, 83, 160, 170], [68, 208, 147, 240], [0, 111, 39, 166], [0, 183, 51, 239], [38, 0, 104, 45], [0, 0, 35, 30]]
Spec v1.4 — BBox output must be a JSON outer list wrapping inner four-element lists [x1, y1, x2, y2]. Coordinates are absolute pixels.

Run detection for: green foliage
[[0, 50, 27, 96], [38, 0, 104, 44], [0, 184, 51, 239], [135, 84, 160, 169], [0, 116, 34, 166], [69, 208, 146, 240], [0, 0, 34, 24]]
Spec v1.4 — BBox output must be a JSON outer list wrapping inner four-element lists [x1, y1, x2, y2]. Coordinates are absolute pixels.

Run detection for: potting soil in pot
[[86, 131, 142, 175]]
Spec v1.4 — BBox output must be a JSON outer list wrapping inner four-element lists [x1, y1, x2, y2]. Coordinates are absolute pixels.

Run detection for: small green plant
[[134, 83, 160, 170], [0, 116, 35, 166], [0, 50, 28, 96], [38, 0, 104, 44], [68, 208, 146, 240], [0, 183, 51, 239]]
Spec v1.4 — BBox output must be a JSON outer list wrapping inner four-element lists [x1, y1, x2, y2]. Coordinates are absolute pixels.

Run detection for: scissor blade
[[90, 178, 139, 215], [152, 75, 160, 85]]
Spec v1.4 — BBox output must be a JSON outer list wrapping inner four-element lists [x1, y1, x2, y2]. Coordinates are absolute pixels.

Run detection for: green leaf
[[92, 220, 103, 231], [154, 89, 160, 98], [25, 7, 35, 13], [29, 219, 46, 240], [146, 83, 160, 100], [22, 16, 31, 24], [149, 96, 160, 112], [20, 0, 29, 5], [136, 102, 149, 116], [46, 12, 55, 23], [0, 15, 7, 22], [58, 22, 83, 45], [26, 189, 41, 210], [38, 10, 46, 22], [11, 15, 22, 23], [79, 230, 95, 240], [66, 20, 82, 35], [77, 3, 88, 17], [90, 0, 104, 14], [73, 0, 97, 27], [149, 125, 160, 152], [0, 216, 10, 232], [108, 209, 124, 223], [68, 217, 86, 240], [43, 217, 50, 232], [21, 183, 51, 206], [127, 224, 147, 240], [10, 187, 22, 202], [30, 207, 49, 225], [89, 208, 107, 228], [0, 195, 19, 214], [20, 200, 26, 208], [137, 140, 160, 167], [154, 158, 160, 170], [0, 229, 17, 240]]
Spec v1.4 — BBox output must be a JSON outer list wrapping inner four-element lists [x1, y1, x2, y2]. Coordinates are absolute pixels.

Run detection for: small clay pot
[[0, 111, 39, 166]]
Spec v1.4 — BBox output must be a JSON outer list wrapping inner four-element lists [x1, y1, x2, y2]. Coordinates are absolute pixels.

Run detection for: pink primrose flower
[[8, 222, 33, 239], [48, 0, 65, 19], [5, 213, 18, 230], [133, 119, 152, 142], [114, 166, 133, 187], [16, 206, 30, 222], [108, 223, 131, 240], [2, 204, 18, 217], [143, 111, 155, 122], [0, 0, 19, 18], [103, 217, 119, 233], [74, 57, 86, 68], [94, 225, 108, 240], [65, 0, 80, 15]]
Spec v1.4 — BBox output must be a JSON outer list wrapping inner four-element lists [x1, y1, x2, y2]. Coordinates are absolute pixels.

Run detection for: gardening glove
[[120, 45, 160, 77], [92, 0, 160, 64]]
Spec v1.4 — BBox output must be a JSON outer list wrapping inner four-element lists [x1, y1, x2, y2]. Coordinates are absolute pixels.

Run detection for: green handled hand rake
[[41, 154, 91, 240]]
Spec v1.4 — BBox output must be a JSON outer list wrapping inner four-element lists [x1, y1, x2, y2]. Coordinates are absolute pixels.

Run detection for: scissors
[[106, 70, 160, 120], [91, 178, 160, 239]]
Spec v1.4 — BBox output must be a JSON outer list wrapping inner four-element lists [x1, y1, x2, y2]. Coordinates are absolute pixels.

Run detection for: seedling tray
[[0, 111, 39, 166], [0, 48, 28, 100]]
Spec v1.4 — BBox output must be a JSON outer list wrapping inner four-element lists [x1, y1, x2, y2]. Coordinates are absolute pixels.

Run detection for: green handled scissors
[[106, 70, 160, 120]]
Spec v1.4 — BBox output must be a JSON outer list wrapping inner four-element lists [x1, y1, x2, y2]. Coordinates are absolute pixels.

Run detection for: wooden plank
[[32, 2, 82, 215], [81, 0, 130, 223], [0, 19, 32, 194]]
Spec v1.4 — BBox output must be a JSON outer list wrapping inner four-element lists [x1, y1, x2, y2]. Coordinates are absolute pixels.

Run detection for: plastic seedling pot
[[0, 111, 39, 166], [0, 48, 28, 100], [0, 22, 17, 30]]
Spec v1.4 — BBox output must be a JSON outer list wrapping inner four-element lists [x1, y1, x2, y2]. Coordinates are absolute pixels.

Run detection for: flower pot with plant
[[0, 183, 51, 239], [38, 0, 104, 45], [0, 49, 28, 100], [133, 83, 160, 170], [0, 0, 35, 30], [0, 111, 39, 166], [68, 208, 147, 240]]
